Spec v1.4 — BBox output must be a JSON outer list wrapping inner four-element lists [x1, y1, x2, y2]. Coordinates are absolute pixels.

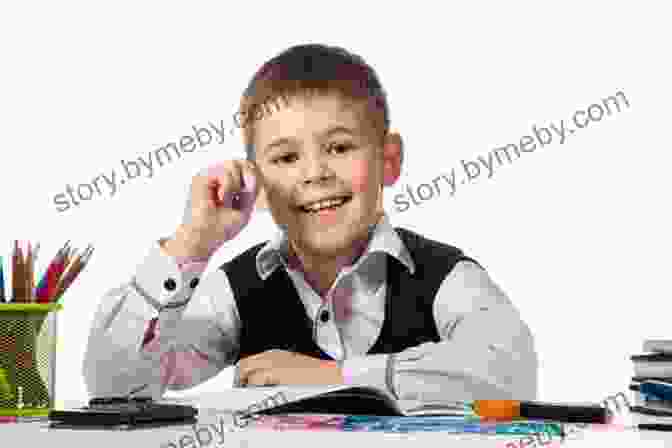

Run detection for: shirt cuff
[[340, 354, 390, 392], [132, 241, 205, 311], [157, 237, 211, 274]]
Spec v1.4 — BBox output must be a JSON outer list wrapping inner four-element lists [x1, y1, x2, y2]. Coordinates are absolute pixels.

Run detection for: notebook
[[163, 385, 471, 418], [643, 340, 672, 354], [631, 353, 672, 378]]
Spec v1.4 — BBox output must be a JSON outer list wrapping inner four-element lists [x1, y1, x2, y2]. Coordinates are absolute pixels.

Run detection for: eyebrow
[[320, 126, 357, 139], [263, 126, 359, 157]]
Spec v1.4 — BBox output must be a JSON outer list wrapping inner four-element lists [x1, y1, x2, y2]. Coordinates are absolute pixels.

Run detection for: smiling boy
[[83, 44, 537, 402]]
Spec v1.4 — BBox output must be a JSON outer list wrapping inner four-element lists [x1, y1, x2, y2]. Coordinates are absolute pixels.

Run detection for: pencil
[[10, 241, 16, 302], [35, 242, 69, 303], [53, 253, 78, 301], [0, 255, 5, 303], [20, 242, 29, 303], [49, 249, 70, 302], [31, 242, 40, 300], [46, 252, 67, 303], [53, 248, 73, 296], [15, 241, 25, 303], [26, 242, 34, 302], [53, 244, 93, 302]]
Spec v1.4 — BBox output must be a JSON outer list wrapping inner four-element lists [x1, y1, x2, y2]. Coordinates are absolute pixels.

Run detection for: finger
[[237, 350, 288, 380], [236, 161, 260, 213], [229, 160, 245, 193], [183, 172, 214, 224], [205, 168, 236, 208], [229, 160, 250, 210], [246, 369, 277, 386], [237, 365, 267, 386], [237, 357, 271, 382], [191, 163, 227, 208]]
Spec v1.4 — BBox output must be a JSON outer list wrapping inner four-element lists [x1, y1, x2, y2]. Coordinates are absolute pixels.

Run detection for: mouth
[[297, 195, 353, 214]]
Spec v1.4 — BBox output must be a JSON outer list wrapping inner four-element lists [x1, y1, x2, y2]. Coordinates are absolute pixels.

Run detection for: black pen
[[638, 424, 672, 431]]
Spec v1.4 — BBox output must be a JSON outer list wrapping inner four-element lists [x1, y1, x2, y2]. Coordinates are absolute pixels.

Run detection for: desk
[[2, 398, 671, 447]]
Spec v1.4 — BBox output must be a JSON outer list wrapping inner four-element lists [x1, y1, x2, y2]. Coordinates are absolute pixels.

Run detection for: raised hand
[[165, 159, 262, 258]]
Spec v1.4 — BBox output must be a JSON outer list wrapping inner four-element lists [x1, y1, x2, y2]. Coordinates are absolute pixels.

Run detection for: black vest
[[220, 227, 479, 362]]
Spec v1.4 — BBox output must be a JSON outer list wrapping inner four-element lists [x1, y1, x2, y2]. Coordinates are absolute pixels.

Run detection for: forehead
[[255, 94, 370, 142]]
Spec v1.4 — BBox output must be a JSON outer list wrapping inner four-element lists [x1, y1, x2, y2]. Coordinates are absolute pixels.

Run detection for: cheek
[[261, 173, 294, 206], [348, 160, 373, 194]]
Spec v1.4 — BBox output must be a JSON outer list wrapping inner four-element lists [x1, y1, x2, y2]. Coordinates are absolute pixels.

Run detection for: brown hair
[[238, 44, 390, 159]]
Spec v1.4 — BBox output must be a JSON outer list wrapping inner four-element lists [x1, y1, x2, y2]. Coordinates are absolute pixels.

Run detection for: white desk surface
[[2, 398, 671, 447]]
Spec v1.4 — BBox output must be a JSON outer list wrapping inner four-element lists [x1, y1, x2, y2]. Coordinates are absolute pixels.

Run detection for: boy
[[83, 44, 537, 402]]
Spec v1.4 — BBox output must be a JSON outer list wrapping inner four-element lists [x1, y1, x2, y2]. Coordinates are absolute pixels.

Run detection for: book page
[[398, 399, 471, 417], [162, 385, 355, 414]]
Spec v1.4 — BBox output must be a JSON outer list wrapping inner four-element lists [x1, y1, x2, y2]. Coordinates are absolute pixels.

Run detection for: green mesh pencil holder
[[0, 303, 62, 416]]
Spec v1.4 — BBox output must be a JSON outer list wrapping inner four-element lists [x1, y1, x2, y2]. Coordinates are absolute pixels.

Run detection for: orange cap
[[473, 400, 521, 421]]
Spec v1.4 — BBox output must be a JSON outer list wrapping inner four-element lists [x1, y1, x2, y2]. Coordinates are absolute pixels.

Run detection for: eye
[[272, 153, 298, 164], [327, 142, 355, 154]]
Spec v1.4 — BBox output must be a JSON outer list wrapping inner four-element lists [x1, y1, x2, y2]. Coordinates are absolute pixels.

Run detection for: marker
[[473, 400, 609, 424]]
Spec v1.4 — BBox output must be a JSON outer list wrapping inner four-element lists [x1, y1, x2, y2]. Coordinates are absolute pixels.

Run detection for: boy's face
[[253, 93, 397, 258]]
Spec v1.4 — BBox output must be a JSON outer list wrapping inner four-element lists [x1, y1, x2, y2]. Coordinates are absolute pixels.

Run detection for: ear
[[381, 132, 403, 186]]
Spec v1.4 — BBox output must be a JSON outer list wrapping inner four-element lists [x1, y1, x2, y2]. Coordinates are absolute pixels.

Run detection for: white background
[[1, 1, 670, 406]]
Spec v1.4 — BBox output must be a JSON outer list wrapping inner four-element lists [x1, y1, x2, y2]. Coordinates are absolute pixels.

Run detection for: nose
[[301, 151, 334, 185]]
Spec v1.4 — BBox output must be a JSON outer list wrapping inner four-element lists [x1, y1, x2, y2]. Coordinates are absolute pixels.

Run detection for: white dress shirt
[[82, 213, 538, 403]]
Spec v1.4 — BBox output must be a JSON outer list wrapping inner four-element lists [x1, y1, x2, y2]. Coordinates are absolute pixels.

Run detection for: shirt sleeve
[[393, 260, 538, 402], [340, 260, 538, 402], [81, 240, 242, 400]]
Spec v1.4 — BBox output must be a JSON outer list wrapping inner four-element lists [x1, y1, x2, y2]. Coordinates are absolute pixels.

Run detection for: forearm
[[339, 336, 537, 403], [392, 336, 538, 402], [341, 262, 538, 401], [82, 241, 239, 398], [161, 224, 216, 260], [82, 284, 167, 399]]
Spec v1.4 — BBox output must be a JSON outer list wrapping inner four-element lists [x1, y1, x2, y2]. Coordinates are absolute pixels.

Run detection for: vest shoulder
[[218, 240, 268, 273], [393, 226, 481, 272], [394, 226, 465, 257]]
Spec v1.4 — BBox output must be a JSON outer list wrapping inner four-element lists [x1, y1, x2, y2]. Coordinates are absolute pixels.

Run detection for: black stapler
[[48, 395, 198, 430]]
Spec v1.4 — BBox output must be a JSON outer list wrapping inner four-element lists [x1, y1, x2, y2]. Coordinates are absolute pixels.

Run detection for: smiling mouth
[[298, 195, 353, 214]]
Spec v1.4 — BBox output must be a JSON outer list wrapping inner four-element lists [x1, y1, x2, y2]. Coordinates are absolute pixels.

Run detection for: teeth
[[303, 197, 347, 212]]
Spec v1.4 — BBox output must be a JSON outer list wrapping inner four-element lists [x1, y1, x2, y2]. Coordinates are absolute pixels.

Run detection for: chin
[[294, 226, 359, 255], [278, 197, 376, 254]]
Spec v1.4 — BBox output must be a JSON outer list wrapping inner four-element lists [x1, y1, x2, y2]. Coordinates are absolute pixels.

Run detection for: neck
[[289, 227, 375, 297]]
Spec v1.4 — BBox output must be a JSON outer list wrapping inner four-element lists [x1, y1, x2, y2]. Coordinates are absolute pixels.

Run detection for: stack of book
[[630, 339, 672, 429]]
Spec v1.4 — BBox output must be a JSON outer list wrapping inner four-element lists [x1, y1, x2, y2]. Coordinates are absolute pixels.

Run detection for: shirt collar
[[255, 213, 416, 280]]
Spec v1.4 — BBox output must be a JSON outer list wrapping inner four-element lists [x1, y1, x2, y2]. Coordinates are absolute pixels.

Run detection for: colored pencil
[[53, 245, 93, 302], [10, 241, 16, 302], [50, 252, 68, 300], [35, 242, 69, 303], [31, 242, 40, 300], [15, 241, 25, 302], [26, 242, 33, 302], [2, 240, 91, 305], [0, 255, 5, 302], [43, 255, 61, 303]]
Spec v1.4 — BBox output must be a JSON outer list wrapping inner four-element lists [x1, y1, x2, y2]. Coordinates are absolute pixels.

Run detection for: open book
[[163, 385, 471, 418]]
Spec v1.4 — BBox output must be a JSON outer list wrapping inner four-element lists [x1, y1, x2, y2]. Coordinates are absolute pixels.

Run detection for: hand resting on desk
[[236, 349, 343, 386]]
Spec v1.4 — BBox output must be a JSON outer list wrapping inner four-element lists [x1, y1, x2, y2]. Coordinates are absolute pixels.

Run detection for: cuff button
[[189, 277, 200, 289], [163, 278, 177, 291], [319, 310, 330, 323]]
